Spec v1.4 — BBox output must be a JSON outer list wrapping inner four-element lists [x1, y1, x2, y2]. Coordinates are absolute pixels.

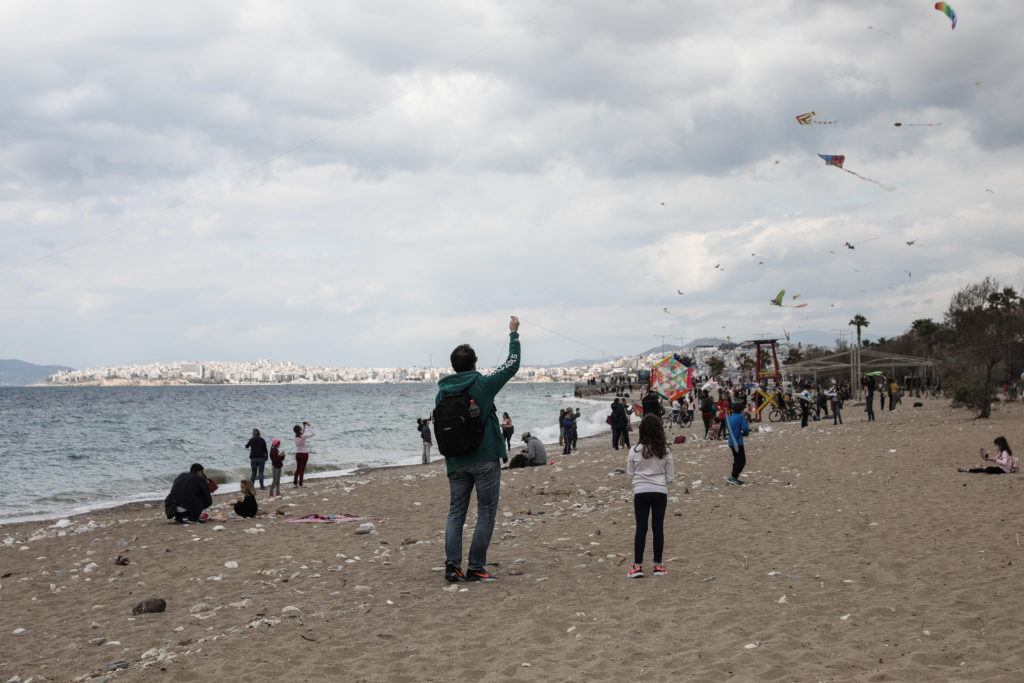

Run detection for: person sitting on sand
[[164, 463, 213, 524], [234, 479, 259, 517], [509, 432, 547, 469], [958, 437, 1019, 474]]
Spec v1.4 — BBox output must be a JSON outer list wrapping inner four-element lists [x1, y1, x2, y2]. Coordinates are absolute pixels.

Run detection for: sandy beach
[[2, 398, 1023, 682]]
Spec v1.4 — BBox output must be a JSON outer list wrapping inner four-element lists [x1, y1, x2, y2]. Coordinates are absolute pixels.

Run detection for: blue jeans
[[250, 458, 266, 488], [445, 459, 501, 571]]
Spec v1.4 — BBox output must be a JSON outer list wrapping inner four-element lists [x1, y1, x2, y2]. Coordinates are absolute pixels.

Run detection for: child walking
[[724, 401, 751, 485], [626, 415, 674, 578], [268, 438, 285, 497], [234, 479, 259, 518]]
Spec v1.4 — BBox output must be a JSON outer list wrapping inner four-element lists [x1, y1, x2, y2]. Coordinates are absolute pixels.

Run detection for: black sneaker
[[444, 563, 465, 583], [465, 568, 499, 581]]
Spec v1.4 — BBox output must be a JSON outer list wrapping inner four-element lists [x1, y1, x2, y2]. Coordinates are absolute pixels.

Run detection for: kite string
[[842, 168, 895, 192], [519, 317, 605, 357]]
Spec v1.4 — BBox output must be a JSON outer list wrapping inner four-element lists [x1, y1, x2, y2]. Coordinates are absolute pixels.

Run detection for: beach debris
[[83, 562, 99, 573], [777, 595, 788, 604], [188, 603, 212, 614], [522, 662, 532, 668], [281, 605, 301, 617], [212, 525, 226, 531], [131, 598, 167, 615], [107, 660, 131, 671], [114, 555, 130, 566], [444, 584, 459, 593], [50, 519, 72, 529], [224, 561, 239, 568], [840, 613, 852, 620], [744, 643, 758, 649], [12, 627, 25, 634]]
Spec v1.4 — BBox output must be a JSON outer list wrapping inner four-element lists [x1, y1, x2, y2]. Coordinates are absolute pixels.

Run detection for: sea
[[0, 382, 624, 524]]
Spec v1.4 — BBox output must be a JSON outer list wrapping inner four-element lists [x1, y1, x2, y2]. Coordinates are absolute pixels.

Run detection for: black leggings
[[966, 466, 1004, 474], [633, 492, 667, 565], [502, 428, 513, 451], [729, 444, 746, 479], [702, 412, 713, 438]]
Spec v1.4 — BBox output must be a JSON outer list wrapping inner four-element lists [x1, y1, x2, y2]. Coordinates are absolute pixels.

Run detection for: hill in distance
[[0, 359, 74, 386]]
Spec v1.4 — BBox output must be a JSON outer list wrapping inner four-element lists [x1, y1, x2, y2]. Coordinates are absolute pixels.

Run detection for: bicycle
[[767, 404, 799, 422]]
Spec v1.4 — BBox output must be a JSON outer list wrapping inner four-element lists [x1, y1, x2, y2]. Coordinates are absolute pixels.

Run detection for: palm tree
[[849, 314, 869, 349]]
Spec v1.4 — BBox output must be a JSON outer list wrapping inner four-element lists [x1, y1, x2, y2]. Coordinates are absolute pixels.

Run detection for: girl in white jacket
[[626, 415, 675, 578]]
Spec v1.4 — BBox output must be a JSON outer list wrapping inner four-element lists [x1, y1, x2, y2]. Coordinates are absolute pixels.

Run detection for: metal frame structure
[[786, 348, 935, 399]]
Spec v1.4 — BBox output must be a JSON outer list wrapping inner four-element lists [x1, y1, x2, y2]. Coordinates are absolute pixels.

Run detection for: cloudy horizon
[[2, 1, 1021, 370]]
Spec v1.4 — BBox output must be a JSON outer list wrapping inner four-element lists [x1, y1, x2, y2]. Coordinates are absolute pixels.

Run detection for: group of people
[[244, 421, 316, 493], [559, 407, 581, 454], [162, 463, 260, 523]]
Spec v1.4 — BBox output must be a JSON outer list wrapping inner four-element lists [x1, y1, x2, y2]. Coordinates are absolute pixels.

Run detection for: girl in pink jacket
[[958, 437, 1019, 474]]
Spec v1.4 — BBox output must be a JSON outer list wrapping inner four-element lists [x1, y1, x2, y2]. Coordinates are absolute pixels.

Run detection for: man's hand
[[510, 315, 520, 333]]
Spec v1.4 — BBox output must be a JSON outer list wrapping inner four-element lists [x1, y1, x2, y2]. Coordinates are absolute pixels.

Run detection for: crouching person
[[164, 463, 213, 524]]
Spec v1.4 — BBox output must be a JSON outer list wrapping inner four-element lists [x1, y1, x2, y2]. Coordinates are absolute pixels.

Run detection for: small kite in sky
[[934, 2, 957, 29], [770, 290, 808, 308], [784, 328, 791, 342], [796, 111, 837, 125], [818, 154, 895, 191], [894, 122, 942, 127], [986, 188, 995, 194], [906, 270, 912, 279], [845, 242, 855, 250], [714, 264, 724, 271], [906, 240, 916, 245], [663, 308, 671, 314], [677, 289, 684, 295]]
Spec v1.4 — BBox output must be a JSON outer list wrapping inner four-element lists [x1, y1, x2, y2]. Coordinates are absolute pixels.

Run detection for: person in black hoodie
[[245, 428, 269, 490], [164, 463, 213, 524], [234, 479, 259, 518]]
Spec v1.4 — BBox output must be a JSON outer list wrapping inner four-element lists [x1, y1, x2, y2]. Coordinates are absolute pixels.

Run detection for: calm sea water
[[0, 382, 622, 523]]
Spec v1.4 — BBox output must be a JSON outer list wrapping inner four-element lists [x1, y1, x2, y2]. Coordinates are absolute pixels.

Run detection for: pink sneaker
[[626, 564, 644, 578]]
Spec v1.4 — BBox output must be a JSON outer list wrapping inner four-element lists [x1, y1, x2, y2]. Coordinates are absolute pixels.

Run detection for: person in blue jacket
[[724, 402, 751, 485], [436, 316, 521, 583]]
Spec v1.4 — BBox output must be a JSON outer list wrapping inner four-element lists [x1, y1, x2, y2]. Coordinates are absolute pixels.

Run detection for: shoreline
[[3, 400, 1024, 680]]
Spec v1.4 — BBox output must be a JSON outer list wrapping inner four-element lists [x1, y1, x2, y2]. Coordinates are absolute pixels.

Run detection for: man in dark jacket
[[610, 398, 629, 450], [436, 316, 520, 583], [164, 463, 213, 524]]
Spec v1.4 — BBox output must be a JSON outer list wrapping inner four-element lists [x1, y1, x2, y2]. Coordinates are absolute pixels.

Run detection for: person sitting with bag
[[509, 432, 547, 469]]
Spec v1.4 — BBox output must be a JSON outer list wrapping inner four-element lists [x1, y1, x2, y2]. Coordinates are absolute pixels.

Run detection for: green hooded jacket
[[435, 332, 520, 475]]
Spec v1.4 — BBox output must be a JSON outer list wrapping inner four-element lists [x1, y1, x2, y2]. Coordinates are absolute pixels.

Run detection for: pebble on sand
[[131, 598, 167, 615]]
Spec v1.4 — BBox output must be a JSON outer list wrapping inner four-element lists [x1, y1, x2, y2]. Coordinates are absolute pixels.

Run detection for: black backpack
[[433, 389, 486, 458]]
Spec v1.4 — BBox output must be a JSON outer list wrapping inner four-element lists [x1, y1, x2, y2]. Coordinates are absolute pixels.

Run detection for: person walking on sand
[[724, 401, 751, 485], [626, 415, 674, 578], [610, 398, 628, 450], [862, 373, 876, 421], [438, 316, 521, 583], [501, 412, 514, 452], [561, 408, 576, 455], [245, 428, 268, 490], [825, 385, 843, 425], [418, 417, 433, 464], [293, 421, 315, 487], [700, 389, 715, 440], [958, 437, 1019, 474], [268, 438, 285, 497]]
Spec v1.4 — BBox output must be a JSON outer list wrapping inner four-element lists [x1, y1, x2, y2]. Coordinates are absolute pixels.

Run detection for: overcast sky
[[1, 1, 1021, 369]]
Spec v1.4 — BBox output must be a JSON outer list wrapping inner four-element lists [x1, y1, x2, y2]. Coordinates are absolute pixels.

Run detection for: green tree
[[707, 356, 725, 379], [849, 314, 869, 348], [784, 347, 803, 365], [940, 277, 1024, 418]]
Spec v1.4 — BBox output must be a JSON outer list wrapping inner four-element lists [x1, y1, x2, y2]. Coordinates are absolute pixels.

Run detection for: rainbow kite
[[934, 2, 956, 29], [818, 154, 895, 192], [796, 111, 837, 125]]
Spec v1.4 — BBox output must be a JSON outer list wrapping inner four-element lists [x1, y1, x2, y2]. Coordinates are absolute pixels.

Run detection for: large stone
[[130, 598, 166, 615]]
